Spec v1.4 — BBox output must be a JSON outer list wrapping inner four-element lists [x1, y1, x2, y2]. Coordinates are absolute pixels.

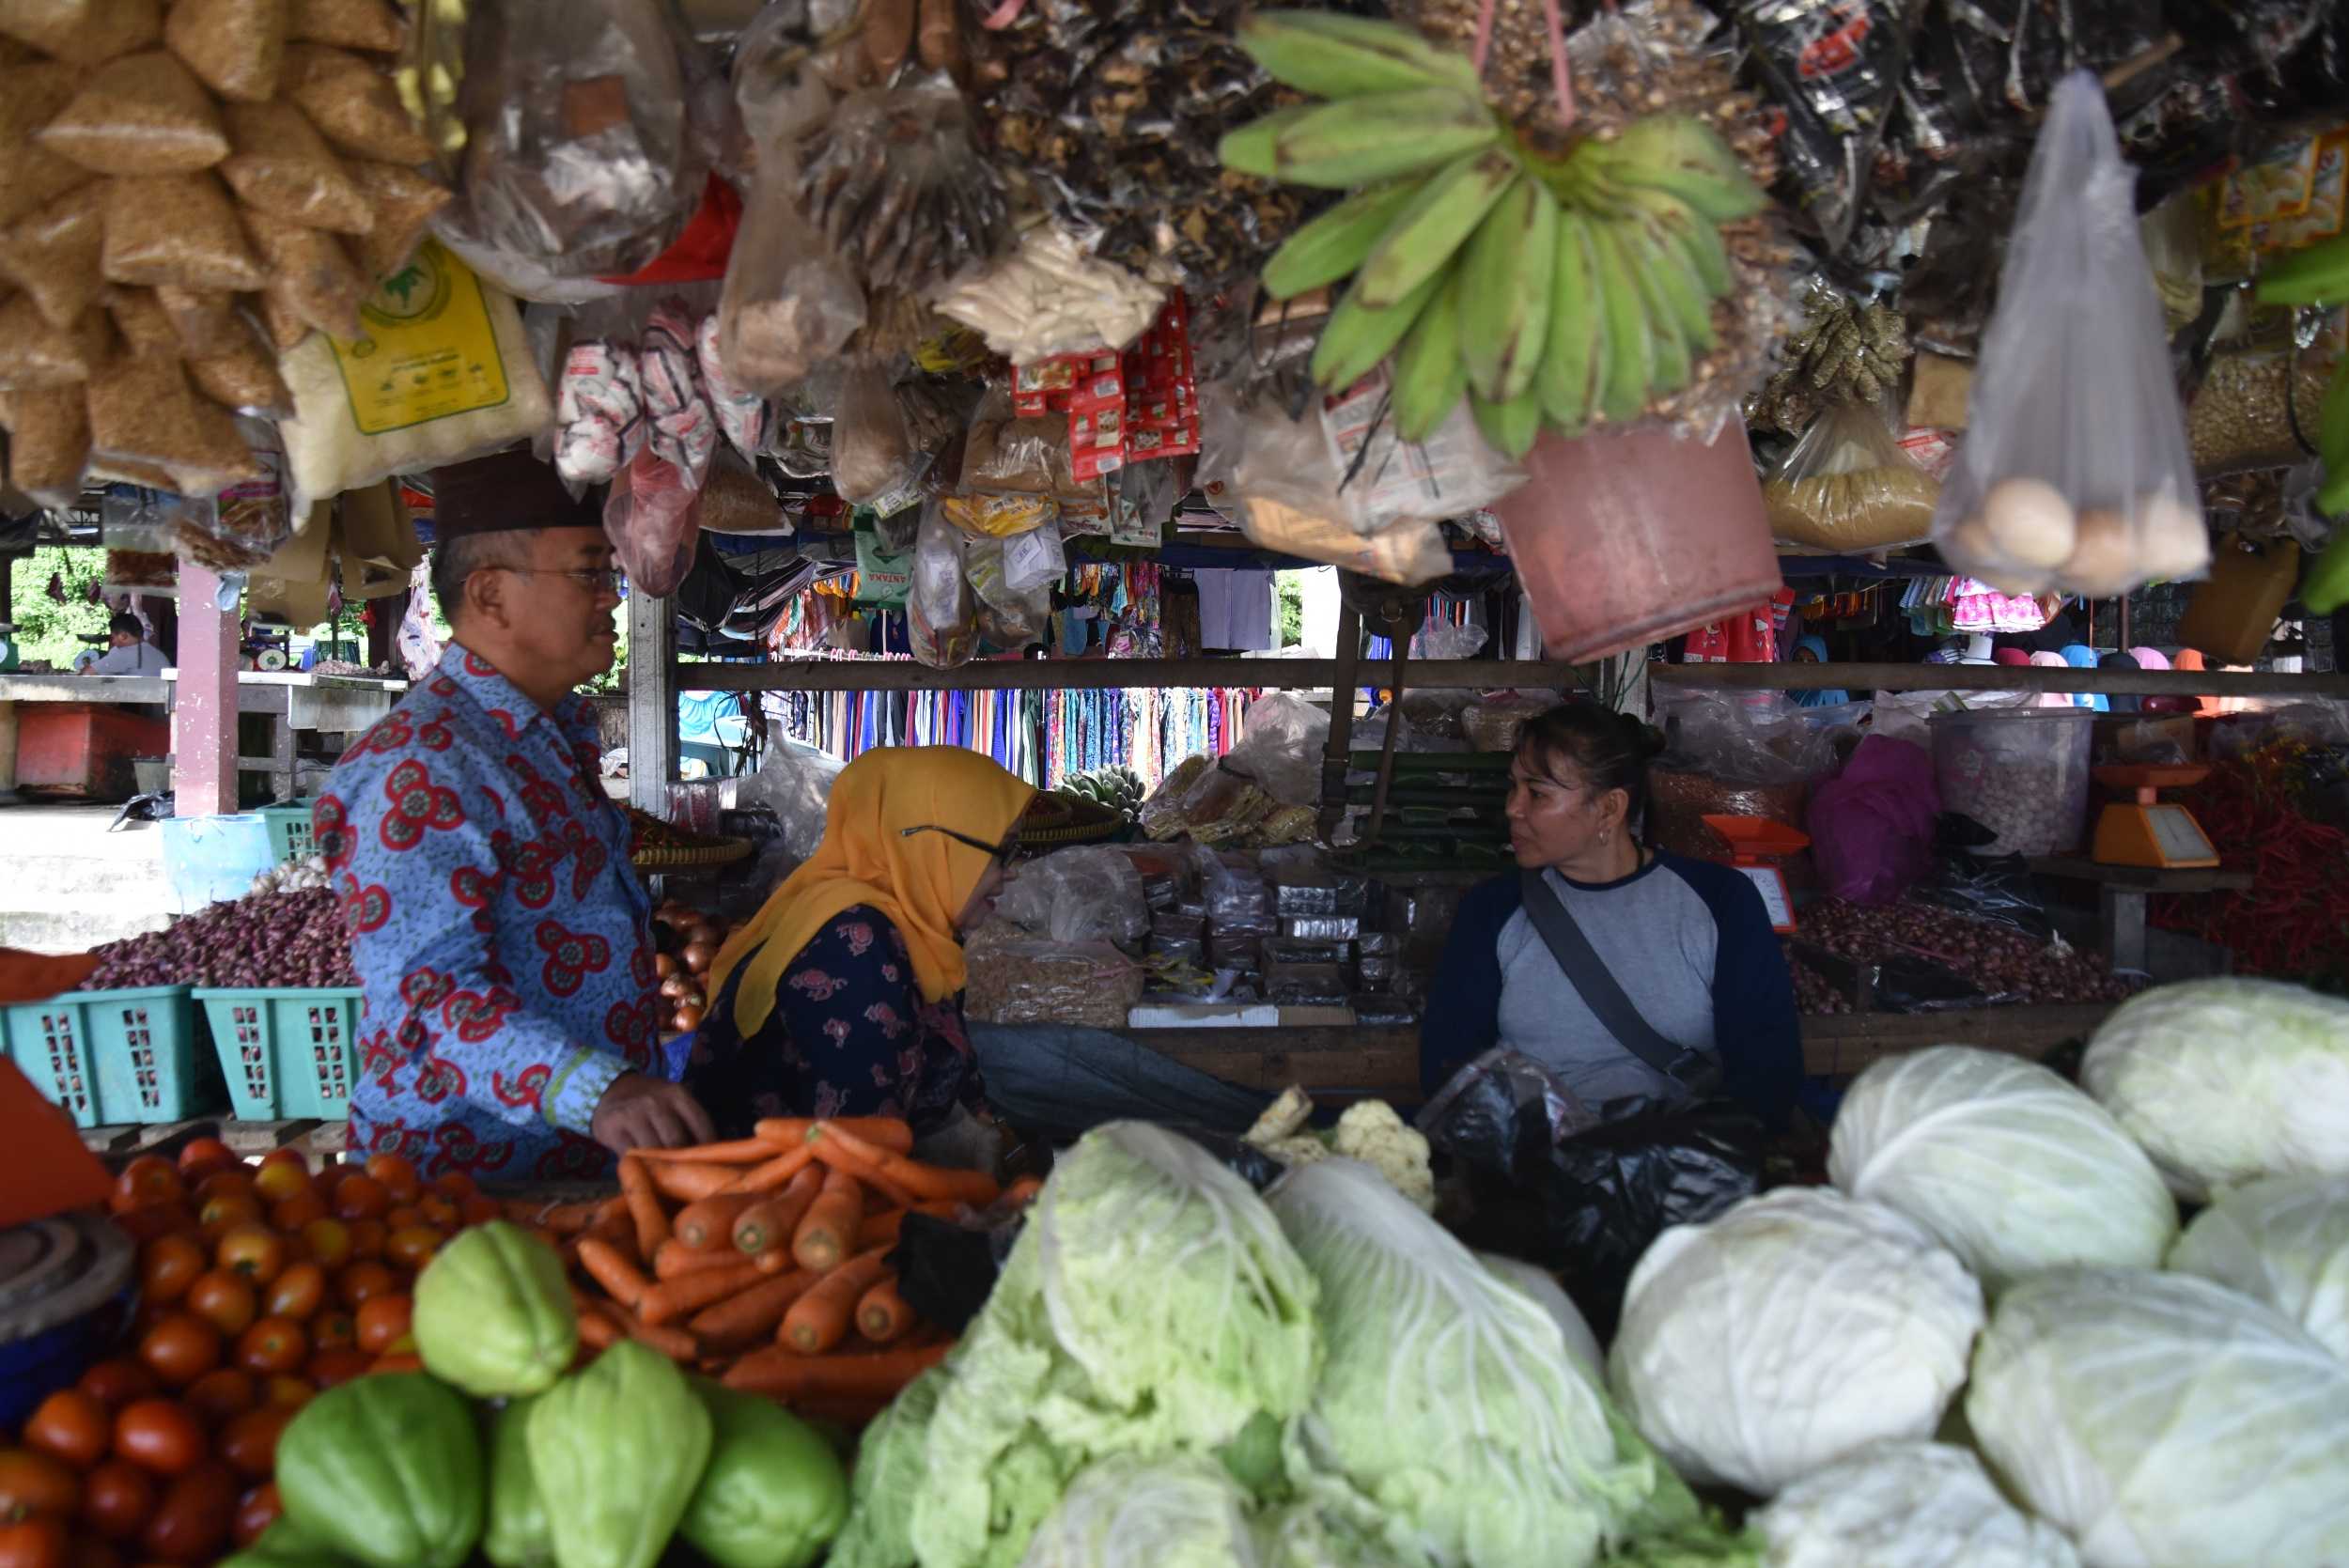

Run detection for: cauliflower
[[1333, 1101, 1435, 1214], [1245, 1086, 1314, 1147], [1261, 1136, 1332, 1167]]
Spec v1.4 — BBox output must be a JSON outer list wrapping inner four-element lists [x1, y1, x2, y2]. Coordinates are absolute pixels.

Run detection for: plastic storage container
[[195, 988, 363, 1120], [1930, 708, 2096, 857], [1492, 421, 1783, 663], [0, 1212, 136, 1428], [1, 986, 208, 1127], [160, 813, 275, 912], [257, 799, 321, 862]]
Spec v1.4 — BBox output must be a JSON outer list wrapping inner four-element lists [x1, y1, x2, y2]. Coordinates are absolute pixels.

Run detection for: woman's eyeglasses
[[900, 824, 1015, 861]]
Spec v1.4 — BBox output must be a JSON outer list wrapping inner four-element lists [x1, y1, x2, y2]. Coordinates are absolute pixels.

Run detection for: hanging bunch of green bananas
[[1218, 9, 1766, 458], [2255, 232, 2349, 528]]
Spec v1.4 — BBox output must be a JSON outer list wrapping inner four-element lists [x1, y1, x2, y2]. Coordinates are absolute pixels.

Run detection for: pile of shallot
[[653, 899, 736, 1034], [81, 887, 354, 992]]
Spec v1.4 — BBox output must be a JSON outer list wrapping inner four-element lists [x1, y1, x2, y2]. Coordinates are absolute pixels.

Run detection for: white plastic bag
[[1932, 72, 2209, 597]]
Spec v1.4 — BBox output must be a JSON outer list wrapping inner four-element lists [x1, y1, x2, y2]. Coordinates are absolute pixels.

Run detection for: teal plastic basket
[[2, 987, 207, 1128], [194, 987, 362, 1120], [258, 799, 320, 863]]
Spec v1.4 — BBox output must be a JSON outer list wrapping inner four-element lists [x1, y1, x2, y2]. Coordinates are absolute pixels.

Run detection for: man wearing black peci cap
[[313, 447, 717, 1182]]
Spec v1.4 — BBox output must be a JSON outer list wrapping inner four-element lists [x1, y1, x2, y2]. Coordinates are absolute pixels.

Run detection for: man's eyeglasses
[[900, 824, 1016, 861], [499, 567, 627, 595]]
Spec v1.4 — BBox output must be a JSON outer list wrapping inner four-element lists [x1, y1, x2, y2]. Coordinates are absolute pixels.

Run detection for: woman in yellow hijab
[[686, 745, 1035, 1137]]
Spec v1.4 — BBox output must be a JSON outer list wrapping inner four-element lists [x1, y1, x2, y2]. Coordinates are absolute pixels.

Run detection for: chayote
[[217, 1517, 353, 1568], [483, 1394, 554, 1568], [527, 1341, 713, 1568], [414, 1220, 579, 1398], [679, 1381, 850, 1568], [275, 1373, 484, 1568]]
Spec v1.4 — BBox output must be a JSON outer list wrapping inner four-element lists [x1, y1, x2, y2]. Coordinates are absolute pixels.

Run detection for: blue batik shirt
[[316, 644, 662, 1183]]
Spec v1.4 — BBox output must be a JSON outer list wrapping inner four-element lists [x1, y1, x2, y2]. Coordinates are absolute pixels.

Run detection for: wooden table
[[2030, 856, 2253, 972]]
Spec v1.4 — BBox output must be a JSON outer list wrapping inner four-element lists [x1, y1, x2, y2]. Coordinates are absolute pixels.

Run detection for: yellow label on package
[[326, 240, 512, 436]]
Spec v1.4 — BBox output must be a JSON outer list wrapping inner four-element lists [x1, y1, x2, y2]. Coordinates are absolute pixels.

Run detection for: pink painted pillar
[[174, 563, 240, 815]]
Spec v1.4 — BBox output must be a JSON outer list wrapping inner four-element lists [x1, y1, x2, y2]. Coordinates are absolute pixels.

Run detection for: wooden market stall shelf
[[1652, 662, 2349, 698], [673, 656, 1581, 693], [2028, 857, 2255, 971]]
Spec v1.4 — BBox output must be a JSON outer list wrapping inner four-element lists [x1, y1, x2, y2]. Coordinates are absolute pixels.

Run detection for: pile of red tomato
[[0, 1137, 502, 1567]]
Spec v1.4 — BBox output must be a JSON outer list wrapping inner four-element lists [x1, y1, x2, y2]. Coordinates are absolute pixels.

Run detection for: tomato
[[261, 1376, 311, 1409], [342, 1219, 386, 1261], [429, 1171, 477, 1203], [107, 1202, 196, 1247], [112, 1157, 182, 1215], [266, 1193, 327, 1233], [335, 1261, 395, 1308], [352, 1296, 412, 1356], [381, 1204, 424, 1234], [75, 1361, 157, 1410], [414, 1194, 459, 1229], [297, 1219, 351, 1270], [23, 1390, 110, 1468], [180, 1273, 256, 1339], [261, 1263, 324, 1322], [194, 1195, 260, 1241], [78, 1462, 157, 1543], [178, 1369, 256, 1429], [140, 1459, 233, 1564], [173, 1139, 237, 1184], [190, 1171, 253, 1206], [248, 1159, 308, 1207], [214, 1406, 293, 1483], [135, 1237, 205, 1309], [459, 1194, 502, 1227], [257, 1147, 305, 1173], [230, 1483, 280, 1548], [135, 1315, 221, 1389], [307, 1310, 356, 1352], [109, 1403, 205, 1479], [302, 1348, 371, 1389], [0, 1515, 68, 1568], [213, 1227, 285, 1287], [331, 1173, 390, 1221], [0, 1450, 80, 1518], [381, 1225, 442, 1273], [67, 1537, 120, 1568], [232, 1319, 307, 1378]]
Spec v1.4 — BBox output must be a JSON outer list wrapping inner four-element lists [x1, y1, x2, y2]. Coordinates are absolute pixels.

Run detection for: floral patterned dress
[[685, 906, 985, 1138]]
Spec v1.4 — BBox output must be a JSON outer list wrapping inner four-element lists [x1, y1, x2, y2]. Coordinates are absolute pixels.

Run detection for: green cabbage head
[[1017, 1455, 1256, 1568], [2168, 1173, 2349, 1363]]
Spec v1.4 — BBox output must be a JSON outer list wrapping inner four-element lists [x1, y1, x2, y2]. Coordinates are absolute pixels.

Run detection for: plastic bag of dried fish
[[796, 72, 1008, 296], [1751, 284, 1909, 436]]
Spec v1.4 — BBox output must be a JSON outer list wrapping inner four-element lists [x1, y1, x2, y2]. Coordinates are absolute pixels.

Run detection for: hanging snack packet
[[38, 50, 231, 175], [278, 43, 430, 163], [554, 339, 645, 486], [156, 285, 249, 354], [86, 349, 259, 484], [163, 0, 287, 102], [0, 0, 161, 64], [0, 62, 92, 225], [695, 311, 767, 459], [288, 0, 404, 53], [343, 160, 449, 282], [1, 383, 90, 505], [0, 293, 114, 386], [220, 101, 373, 232], [0, 183, 106, 329], [239, 209, 368, 337], [188, 332, 291, 413], [105, 285, 179, 355], [1931, 72, 2210, 596], [101, 173, 266, 291]]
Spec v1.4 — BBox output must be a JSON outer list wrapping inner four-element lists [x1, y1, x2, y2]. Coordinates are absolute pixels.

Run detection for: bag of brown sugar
[[288, 0, 401, 52], [1, 383, 89, 504], [105, 283, 179, 355], [86, 349, 259, 481], [220, 100, 372, 232], [343, 159, 446, 282], [241, 208, 366, 337], [0, 182, 105, 328], [0, 63, 94, 227], [163, 0, 284, 101], [0, 0, 159, 66], [102, 172, 266, 290], [38, 50, 230, 175], [280, 43, 429, 163], [156, 284, 249, 355], [0, 293, 114, 387]]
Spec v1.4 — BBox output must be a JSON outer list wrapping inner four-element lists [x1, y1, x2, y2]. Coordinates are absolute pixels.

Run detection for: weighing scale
[[2091, 765, 2220, 869], [1703, 815, 1808, 934]]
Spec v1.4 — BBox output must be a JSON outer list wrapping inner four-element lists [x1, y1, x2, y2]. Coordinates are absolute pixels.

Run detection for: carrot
[[854, 1200, 959, 1253], [733, 1164, 825, 1257], [605, 1302, 697, 1362], [644, 1160, 745, 1204], [618, 1154, 670, 1257], [754, 1116, 916, 1154], [801, 1137, 919, 1208], [689, 1267, 819, 1348], [638, 1261, 767, 1327], [721, 1340, 952, 1401], [780, 1248, 894, 1354], [638, 1136, 791, 1164], [715, 1143, 817, 1197], [808, 1123, 999, 1206], [791, 1167, 865, 1273], [577, 1235, 652, 1311], [999, 1176, 1043, 1209], [655, 1238, 755, 1280], [674, 1190, 761, 1251], [856, 1277, 913, 1343], [576, 1305, 621, 1349]]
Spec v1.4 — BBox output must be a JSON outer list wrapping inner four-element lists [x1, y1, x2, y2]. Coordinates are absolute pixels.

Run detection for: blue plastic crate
[[258, 799, 320, 863], [1, 986, 207, 1127], [194, 987, 363, 1120]]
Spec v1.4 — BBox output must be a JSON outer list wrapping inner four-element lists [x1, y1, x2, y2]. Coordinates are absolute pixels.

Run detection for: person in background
[[1788, 634, 1849, 708], [81, 613, 168, 675], [1419, 704, 1802, 1129], [689, 745, 1034, 1162], [319, 448, 712, 1181]]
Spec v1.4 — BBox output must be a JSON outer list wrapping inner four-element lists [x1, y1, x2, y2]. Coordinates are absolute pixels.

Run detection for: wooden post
[[627, 591, 677, 815], [174, 563, 240, 815], [367, 587, 406, 670]]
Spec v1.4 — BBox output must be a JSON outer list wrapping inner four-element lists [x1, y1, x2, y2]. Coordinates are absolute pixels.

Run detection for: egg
[[1943, 515, 2043, 592], [2135, 490, 2213, 580], [2059, 507, 2140, 596], [1981, 476, 2078, 568]]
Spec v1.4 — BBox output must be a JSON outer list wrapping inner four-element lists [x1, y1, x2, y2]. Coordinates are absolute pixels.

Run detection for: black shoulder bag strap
[[1518, 870, 1723, 1096]]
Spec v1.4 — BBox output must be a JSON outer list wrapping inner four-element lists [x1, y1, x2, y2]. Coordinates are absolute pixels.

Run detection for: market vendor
[[685, 746, 1034, 1154], [1420, 704, 1802, 1128], [79, 613, 170, 675], [318, 448, 714, 1179]]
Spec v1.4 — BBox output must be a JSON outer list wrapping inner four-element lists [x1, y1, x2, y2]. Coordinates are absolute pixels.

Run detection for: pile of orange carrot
[[517, 1116, 1039, 1424]]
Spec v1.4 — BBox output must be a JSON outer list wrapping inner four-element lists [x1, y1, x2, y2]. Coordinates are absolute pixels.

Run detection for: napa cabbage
[[1018, 1455, 1260, 1568], [2167, 1174, 2349, 1362]]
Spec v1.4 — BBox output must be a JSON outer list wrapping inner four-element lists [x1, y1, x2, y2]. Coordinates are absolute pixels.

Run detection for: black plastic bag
[[890, 1212, 1013, 1334], [1910, 837, 2053, 939]]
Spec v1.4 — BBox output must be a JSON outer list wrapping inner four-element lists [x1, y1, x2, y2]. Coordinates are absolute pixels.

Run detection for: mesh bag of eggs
[[1930, 72, 2210, 597]]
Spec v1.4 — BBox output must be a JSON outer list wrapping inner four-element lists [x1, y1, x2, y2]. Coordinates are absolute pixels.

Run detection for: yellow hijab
[[708, 745, 1036, 1036]]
